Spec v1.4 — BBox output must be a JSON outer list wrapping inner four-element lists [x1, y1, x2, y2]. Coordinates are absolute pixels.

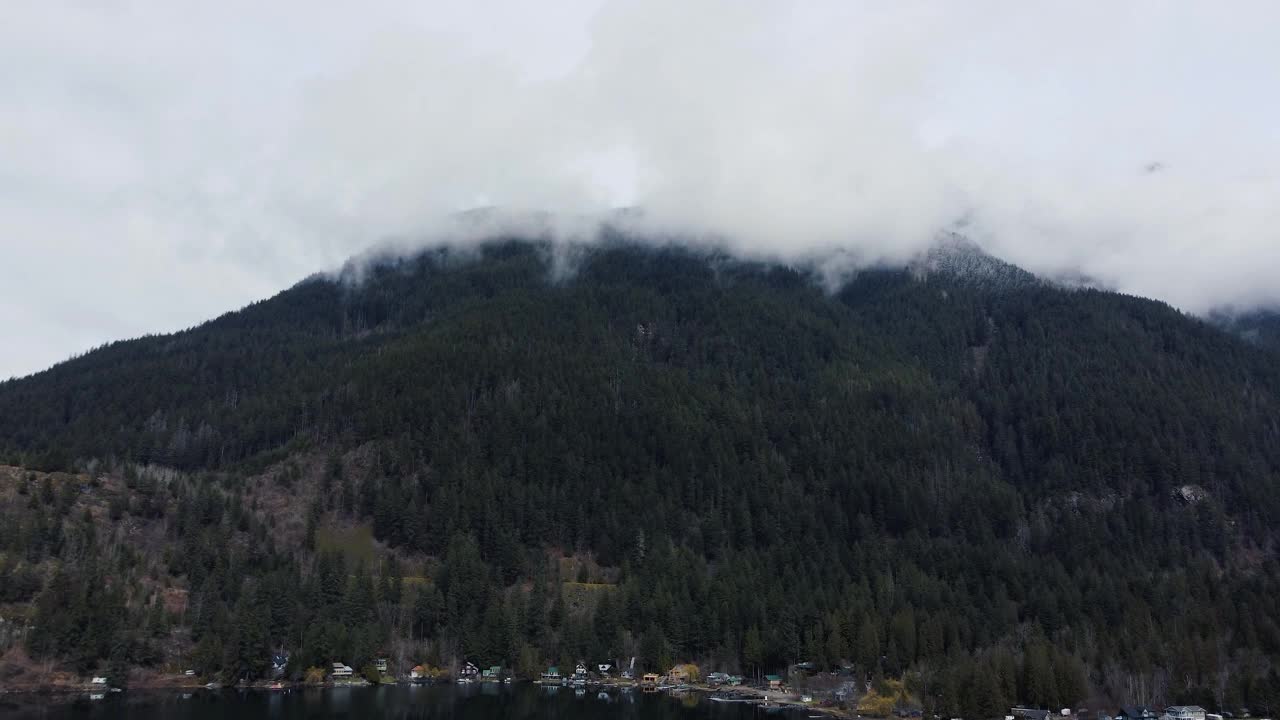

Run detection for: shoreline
[[0, 677, 860, 717], [535, 679, 856, 718]]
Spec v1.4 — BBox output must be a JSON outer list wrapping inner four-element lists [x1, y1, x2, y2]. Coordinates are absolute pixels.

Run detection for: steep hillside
[[1, 239, 1278, 714]]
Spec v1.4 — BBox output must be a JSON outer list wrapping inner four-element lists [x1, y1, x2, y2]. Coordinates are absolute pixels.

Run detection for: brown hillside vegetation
[[0, 455, 622, 689]]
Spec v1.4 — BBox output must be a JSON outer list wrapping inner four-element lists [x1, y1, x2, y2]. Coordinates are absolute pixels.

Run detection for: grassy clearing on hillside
[[561, 581, 617, 615], [316, 523, 377, 568]]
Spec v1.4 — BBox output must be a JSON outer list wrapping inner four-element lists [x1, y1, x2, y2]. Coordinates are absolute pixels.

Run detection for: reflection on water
[[0, 682, 785, 719]]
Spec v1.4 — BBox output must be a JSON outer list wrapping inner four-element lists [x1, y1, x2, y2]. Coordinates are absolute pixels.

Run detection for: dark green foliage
[[27, 563, 129, 674], [2, 239, 1278, 706], [0, 557, 42, 602]]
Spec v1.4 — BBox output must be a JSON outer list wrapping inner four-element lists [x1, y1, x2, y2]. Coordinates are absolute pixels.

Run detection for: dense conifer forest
[[1, 239, 1277, 715], [1214, 309, 1280, 352]]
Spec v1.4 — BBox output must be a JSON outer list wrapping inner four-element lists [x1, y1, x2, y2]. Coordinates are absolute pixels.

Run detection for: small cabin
[[575, 662, 588, 678], [765, 674, 783, 689], [411, 665, 428, 680], [642, 673, 661, 685]]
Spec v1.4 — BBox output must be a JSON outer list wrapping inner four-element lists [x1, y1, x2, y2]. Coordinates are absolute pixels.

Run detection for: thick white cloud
[[2, 0, 1278, 379]]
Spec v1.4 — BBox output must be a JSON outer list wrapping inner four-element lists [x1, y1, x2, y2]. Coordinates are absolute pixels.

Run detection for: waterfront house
[[411, 665, 427, 680], [332, 663, 354, 678], [1163, 707, 1206, 720], [708, 672, 730, 685], [375, 658, 388, 673], [766, 674, 783, 690], [575, 662, 588, 678], [1118, 707, 1158, 720], [482, 666, 502, 680], [542, 666, 561, 681], [272, 653, 289, 677], [460, 662, 480, 679], [91, 676, 108, 685], [642, 673, 661, 685], [597, 663, 612, 676]]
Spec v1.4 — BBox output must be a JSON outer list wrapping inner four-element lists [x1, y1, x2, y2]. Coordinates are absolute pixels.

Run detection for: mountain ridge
[[1, 238, 1278, 713], [1211, 307, 1280, 351]]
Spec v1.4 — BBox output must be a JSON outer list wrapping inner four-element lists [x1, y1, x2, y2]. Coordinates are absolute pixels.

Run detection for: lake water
[[0, 682, 800, 719]]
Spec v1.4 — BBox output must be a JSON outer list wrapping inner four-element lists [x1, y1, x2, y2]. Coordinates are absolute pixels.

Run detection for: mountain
[[911, 232, 1041, 291], [1, 238, 1279, 713], [1212, 308, 1280, 352]]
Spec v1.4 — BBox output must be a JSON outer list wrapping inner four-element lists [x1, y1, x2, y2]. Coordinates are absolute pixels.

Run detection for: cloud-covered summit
[[3, 0, 1279, 379]]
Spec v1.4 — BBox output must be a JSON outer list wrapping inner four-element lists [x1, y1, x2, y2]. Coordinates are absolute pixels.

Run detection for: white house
[[90, 677, 108, 685], [1163, 707, 1206, 720], [332, 663, 354, 678]]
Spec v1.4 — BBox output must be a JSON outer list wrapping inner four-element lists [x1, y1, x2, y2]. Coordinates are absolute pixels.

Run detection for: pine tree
[[223, 588, 269, 682], [743, 624, 765, 677], [1022, 642, 1056, 707]]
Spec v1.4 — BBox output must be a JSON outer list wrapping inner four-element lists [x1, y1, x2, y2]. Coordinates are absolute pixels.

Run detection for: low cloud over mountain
[[3, 1, 1279, 378]]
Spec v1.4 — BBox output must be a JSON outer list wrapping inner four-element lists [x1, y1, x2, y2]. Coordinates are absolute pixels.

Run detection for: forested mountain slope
[[1, 239, 1278, 714], [1213, 308, 1280, 352]]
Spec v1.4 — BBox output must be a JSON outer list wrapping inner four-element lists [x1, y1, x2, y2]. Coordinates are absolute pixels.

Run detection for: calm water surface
[[0, 682, 802, 719]]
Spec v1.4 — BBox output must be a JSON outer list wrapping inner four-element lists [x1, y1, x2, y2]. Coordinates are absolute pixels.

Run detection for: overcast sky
[[3, 1, 1279, 379]]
